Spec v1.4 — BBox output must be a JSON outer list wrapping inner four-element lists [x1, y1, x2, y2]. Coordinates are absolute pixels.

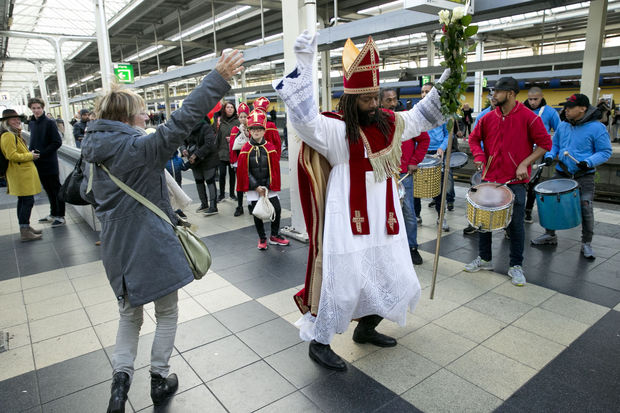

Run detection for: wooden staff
[[430, 128, 455, 299]]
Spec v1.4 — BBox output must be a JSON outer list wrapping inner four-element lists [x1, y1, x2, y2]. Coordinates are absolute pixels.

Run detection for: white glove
[[294, 30, 318, 68], [438, 68, 451, 84]]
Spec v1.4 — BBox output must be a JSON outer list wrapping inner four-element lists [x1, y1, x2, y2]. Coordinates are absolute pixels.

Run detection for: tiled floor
[[1, 168, 620, 412]]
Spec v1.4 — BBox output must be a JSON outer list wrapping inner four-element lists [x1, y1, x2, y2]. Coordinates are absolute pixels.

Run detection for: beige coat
[[1, 131, 42, 196]]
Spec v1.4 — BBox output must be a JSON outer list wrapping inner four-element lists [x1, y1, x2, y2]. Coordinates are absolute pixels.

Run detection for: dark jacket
[[182, 121, 219, 170], [28, 112, 62, 176], [73, 120, 88, 142], [248, 139, 271, 189], [79, 70, 230, 306], [215, 116, 240, 162]]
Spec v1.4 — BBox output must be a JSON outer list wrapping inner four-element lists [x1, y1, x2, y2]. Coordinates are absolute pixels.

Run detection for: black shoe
[[195, 205, 208, 213], [447, 202, 454, 211], [410, 248, 423, 265], [234, 206, 244, 217], [417, 216, 422, 224], [524, 212, 533, 224], [107, 372, 130, 413], [428, 200, 436, 208], [463, 225, 477, 235], [352, 315, 397, 347], [176, 210, 187, 219], [230, 194, 237, 201], [204, 206, 218, 216], [151, 372, 178, 406], [309, 340, 346, 371], [217, 194, 225, 202]]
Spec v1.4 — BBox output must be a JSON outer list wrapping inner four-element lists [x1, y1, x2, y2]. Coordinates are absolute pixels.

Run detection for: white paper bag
[[252, 189, 276, 221]]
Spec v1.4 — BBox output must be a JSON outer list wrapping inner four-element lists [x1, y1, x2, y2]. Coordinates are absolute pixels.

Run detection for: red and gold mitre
[[342, 36, 380, 95], [253, 96, 270, 113], [238, 102, 250, 115], [247, 109, 267, 128]]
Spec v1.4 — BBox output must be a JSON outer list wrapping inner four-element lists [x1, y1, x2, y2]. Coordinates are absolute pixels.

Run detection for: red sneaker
[[257, 238, 268, 250], [269, 235, 290, 246]]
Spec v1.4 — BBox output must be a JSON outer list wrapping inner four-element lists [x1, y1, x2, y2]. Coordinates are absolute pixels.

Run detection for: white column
[[241, 71, 247, 102], [474, 37, 485, 113], [163, 83, 171, 119], [280, 0, 317, 241], [34, 63, 49, 104], [427, 32, 435, 80], [94, 0, 114, 91], [580, 0, 608, 102], [320, 50, 332, 111], [52, 38, 72, 144], [28, 84, 35, 100]]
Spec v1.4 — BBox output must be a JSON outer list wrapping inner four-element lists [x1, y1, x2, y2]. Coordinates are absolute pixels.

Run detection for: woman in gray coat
[[81, 51, 243, 413]]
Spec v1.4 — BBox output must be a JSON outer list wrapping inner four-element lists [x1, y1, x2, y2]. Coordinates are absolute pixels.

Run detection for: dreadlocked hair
[[337, 93, 391, 144]]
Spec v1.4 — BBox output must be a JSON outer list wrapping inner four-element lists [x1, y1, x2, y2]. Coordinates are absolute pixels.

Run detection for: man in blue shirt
[[531, 94, 612, 258], [523, 87, 561, 223], [413, 82, 453, 231]]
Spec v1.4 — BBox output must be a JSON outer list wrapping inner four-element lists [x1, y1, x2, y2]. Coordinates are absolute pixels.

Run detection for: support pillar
[[580, 0, 608, 102], [28, 84, 35, 100], [94, 0, 114, 91], [241, 71, 247, 102], [52, 38, 72, 144], [320, 50, 332, 111], [34, 63, 49, 104], [426, 32, 435, 80], [279, 0, 317, 242], [163, 83, 171, 119], [474, 37, 485, 113]]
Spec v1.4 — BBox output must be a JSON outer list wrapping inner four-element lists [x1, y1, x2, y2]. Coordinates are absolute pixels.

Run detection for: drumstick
[[481, 155, 493, 181], [563, 151, 579, 164], [398, 172, 411, 184]]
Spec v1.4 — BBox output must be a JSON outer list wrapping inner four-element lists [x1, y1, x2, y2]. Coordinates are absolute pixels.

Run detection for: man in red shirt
[[380, 88, 429, 265], [465, 77, 551, 286]]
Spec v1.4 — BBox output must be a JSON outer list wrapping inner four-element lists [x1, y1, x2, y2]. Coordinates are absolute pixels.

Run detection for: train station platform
[[1, 161, 619, 412]]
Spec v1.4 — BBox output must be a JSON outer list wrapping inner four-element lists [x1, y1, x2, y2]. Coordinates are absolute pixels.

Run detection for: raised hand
[[215, 49, 244, 81], [294, 30, 318, 67]]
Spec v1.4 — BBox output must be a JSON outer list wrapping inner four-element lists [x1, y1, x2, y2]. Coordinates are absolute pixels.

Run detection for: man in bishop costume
[[273, 31, 448, 371]]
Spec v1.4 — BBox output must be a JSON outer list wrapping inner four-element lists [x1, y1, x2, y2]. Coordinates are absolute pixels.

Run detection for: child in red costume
[[236, 110, 289, 250], [229, 102, 250, 216], [253, 97, 282, 157]]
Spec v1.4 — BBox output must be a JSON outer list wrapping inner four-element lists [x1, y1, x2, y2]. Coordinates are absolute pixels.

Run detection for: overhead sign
[[482, 77, 488, 88], [114, 63, 135, 84], [421, 75, 431, 87]]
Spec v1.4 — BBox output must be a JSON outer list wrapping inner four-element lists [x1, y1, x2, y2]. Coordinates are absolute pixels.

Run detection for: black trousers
[[248, 196, 282, 240], [17, 196, 35, 226], [40, 174, 65, 218], [218, 161, 235, 197]]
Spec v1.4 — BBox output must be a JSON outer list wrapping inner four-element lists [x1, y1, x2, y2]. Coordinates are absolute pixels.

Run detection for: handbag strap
[[98, 163, 175, 229]]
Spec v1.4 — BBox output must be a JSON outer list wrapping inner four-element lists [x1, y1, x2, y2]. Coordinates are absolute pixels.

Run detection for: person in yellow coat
[[0, 109, 43, 241]]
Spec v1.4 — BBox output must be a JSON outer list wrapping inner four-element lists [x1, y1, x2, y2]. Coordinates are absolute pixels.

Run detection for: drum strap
[[349, 134, 399, 236], [558, 161, 594, 180]]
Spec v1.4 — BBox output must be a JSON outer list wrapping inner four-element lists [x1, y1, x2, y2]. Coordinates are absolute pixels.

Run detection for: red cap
[[343, 36, 380, 95], [238, 102, 250, 115], [253, 96, 270, 113], [247, 110, 267, 129]]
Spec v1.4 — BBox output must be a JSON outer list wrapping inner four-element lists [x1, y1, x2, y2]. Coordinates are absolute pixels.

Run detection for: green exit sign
[[421, 75, 431, 87], [114, 63, 134, 84], [482, 77, 488, 88]]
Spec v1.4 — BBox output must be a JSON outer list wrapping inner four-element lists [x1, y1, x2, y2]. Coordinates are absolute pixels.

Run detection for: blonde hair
[[1, 119, 21, 134], [94, 85, 145, 125]]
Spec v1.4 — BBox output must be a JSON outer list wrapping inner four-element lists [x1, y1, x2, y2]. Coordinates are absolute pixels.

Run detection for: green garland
[[434, 7, 478, 131]]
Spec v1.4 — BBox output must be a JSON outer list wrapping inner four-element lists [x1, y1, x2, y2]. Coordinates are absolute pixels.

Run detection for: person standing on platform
[[465, 77, 551, 286], [252, 96, 282, 156], [229, 102, 251, 216], [214, 101, 240, 202], [462, 103, 473, 136], [523, 87, 561, 223], [274, 31, 447, 371], [0, 109, 43, 241], [413, 82, 454, 230], [236, 110, 289, 250], [380, 87, 429, 265], [80, 51, 243, 413], [530, 94, 612, 259], [73, 109, 90, 148], [27, 98, 66, 228]]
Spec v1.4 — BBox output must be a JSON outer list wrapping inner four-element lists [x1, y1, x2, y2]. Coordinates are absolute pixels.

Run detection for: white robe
[[273, 63, 445, 344]]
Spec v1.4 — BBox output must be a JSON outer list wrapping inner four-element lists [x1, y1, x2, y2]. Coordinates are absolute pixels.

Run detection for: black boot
[[150, 372, 178, 406], [204, 199, 218, 216], [308, 340, 346, 371], [353, 315, 397, 347], [106, 372, 130, 413]]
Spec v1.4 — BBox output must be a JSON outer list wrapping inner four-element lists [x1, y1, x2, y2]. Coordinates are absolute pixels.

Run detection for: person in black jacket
[[27, 97, 65, 227], [181, 116, 220, 215], [73, 109, 90, 148]]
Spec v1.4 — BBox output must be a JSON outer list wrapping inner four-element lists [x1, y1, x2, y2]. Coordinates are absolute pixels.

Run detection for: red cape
[[236, 140, 281, 192]]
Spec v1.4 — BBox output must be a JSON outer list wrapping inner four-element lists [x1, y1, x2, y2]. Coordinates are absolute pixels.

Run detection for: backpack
[[0, 129, 17, 177]]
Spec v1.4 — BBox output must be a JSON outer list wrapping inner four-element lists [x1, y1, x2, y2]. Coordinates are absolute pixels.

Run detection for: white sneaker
[[436, 218, 450, 232], [38, 215, 53, 223], [464, 256, 493, 272], [581, 243, 595, 259], [508, 265, 526, 286]]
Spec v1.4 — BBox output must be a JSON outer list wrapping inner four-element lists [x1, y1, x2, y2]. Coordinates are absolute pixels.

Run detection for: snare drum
[[449, 152, 469, 169], [413, 156, 441, 198], [534, 179, 581, 230], [466, 183, 514, 231]]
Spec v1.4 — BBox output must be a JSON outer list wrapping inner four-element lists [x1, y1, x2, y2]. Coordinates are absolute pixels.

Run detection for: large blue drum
[[534, 179, 581, 230]]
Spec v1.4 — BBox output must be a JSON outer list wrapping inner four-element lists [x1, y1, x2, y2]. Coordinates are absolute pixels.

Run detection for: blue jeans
[[400, 173, 418, 249], [479, 183, 526, 267]]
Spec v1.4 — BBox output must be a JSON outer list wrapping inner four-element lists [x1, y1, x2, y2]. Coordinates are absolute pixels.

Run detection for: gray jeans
[[112, 290, 179, 380], [546, 173, 595, 243]]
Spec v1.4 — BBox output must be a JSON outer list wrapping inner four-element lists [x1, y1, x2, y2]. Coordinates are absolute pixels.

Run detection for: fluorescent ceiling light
[[80, 75, 94, 82], [245, 32, 283, 46], [358, 1, 403, 15], [170, 6, 252, 41]]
